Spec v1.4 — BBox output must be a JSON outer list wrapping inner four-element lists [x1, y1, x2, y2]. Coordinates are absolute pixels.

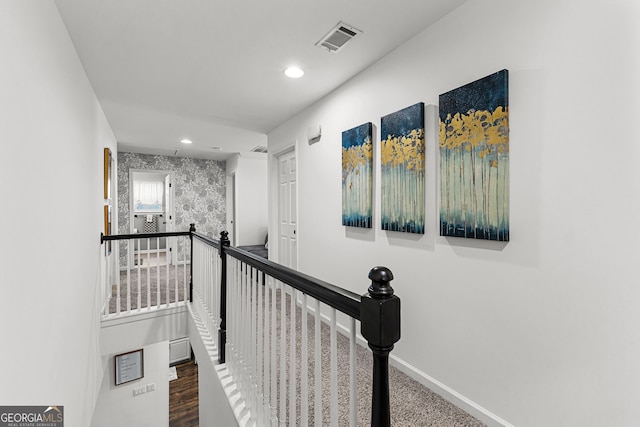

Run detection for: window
[[133, 181, 164, 212]]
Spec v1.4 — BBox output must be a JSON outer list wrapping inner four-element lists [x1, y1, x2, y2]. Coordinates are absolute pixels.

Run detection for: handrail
[[191, 231, 221, 250], [192, 231, 361, 320], [101, 230, 190, 243]]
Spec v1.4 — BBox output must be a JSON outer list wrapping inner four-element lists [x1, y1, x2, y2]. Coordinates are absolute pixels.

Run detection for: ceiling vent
[[251, 145, 268, 153], [315, 22, 362, 53]]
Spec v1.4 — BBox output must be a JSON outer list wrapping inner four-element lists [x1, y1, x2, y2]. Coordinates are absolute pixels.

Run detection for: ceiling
[[55, 0, 467, 160]]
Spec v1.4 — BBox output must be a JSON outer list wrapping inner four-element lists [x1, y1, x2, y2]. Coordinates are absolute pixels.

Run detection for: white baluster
[[183, 238, 187, 303], [125, 240, 131, 313], [156, 238, 160, 308], [135, 239, 141, 311], [270, 278, 278, 425], [301, 293, 309, 427], [330, 307, 338, 427], [165, 241, 170, 308], [257, 270, 264, 424], [279, 283, 287, 426], [146, 238, 151, 309], [263, 275, 271, 425], [349, 317, 357, 427], [250, 266, 257, 418], [289, 288, 297, 427], [314, 299, 322, 427], [174, 248, 178, 306]]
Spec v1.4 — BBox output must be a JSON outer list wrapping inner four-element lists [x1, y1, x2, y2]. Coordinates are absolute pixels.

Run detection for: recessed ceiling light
[[180, 139, 192, 144], [284, 67, 304, 78]]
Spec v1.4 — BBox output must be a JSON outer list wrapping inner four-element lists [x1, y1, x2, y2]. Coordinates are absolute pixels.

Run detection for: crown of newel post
[[361, 266, 400, 427], [220, 230, 230, 246], [189, 223, 196, 233], [368, 266, 395, 298]]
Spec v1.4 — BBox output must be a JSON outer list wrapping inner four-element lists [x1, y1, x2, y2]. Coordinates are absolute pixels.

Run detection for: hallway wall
[[267, 1, 640, 425], [226, 153, 268, 246], [0, 2, 117, 425]]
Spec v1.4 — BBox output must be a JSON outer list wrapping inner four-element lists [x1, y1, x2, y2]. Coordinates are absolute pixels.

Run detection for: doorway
[[129, 170, 175, 265], [276, 149, 297, 270], [226, 173, 237, 246]]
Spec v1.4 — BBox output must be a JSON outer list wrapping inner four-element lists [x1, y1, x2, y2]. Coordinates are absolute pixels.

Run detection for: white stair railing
[[223, 257, 362, 426], [101, 230, 191, 317]]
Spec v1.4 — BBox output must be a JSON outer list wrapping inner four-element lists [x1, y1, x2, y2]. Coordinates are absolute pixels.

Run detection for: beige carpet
[[108, 264, 188, 313], [241, 289, 486, 427]]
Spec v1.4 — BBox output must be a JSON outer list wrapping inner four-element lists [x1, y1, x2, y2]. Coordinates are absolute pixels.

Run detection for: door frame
[[226, 172, 237, 246], [269, 145, 298, 268], [129, 169, 176, 265]]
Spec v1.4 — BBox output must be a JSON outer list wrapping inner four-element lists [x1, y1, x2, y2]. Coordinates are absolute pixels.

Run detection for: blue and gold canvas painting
[[342, 122, 373, 228], [439, 69, 509, 241], [380, 103, 425, 234]]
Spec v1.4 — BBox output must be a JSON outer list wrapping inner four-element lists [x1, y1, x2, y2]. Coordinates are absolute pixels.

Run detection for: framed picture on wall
[[104, 147, 112, 200], [114, 349, 144, 386]]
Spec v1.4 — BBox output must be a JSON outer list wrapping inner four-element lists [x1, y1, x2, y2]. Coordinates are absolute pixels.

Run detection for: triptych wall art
[[340, 69, 509, 242], [381, 103, 425, 234], [342, 122, 373, 228], [439, 70, 509, 241]]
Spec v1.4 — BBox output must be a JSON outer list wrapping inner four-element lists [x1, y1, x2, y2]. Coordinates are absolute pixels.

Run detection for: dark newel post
[[218, 230, 230, 364], [189, 223, 196, 303], [360, 267, 400, 427]]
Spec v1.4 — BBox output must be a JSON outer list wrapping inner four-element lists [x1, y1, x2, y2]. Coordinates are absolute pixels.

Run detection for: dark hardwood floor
[[170, 360, 199, 427]]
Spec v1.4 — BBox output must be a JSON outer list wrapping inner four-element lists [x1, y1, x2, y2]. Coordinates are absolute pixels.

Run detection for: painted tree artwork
[[381, 103, 425, 234], [342, 122, 373, 228], [439, 69, 509, 241]]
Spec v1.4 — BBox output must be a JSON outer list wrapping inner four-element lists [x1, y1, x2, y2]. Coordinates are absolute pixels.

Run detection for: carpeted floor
[[263, 290, 486, 427], [108, 264, 188, 313]]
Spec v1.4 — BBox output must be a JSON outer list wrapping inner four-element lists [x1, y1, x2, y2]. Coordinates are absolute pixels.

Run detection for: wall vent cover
[[315, 22, 362, 53], [251, 145, 268, 153]]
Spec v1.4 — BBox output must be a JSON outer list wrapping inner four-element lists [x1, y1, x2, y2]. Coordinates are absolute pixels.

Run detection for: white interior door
[[277, 149, 297, 270]]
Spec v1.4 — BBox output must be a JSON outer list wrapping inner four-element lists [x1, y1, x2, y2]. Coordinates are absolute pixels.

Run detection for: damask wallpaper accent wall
[[117, 152, 226, 239]]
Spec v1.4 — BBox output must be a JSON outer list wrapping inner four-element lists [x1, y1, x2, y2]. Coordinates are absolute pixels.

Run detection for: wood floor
[[170, 360, 199, 427]]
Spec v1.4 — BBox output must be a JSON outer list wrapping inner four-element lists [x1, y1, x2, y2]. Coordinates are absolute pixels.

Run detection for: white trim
[[268, 143, 296, 265], [101, 304, 187, 327], [270, 144, 298, 267], [387, 355, 514, 427]]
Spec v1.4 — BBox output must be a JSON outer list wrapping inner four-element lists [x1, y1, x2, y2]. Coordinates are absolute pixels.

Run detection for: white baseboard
[[322, 309, 513, 427], [386, 355, 514, 427]]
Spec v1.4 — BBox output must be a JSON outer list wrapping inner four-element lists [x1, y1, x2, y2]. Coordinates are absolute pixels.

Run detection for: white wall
[[0, 2, 117, 426], [99, 308, 188, 356], [227, 153, 268, 246], [91, 341, 170, 427], [268, 1, 640, 426]]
